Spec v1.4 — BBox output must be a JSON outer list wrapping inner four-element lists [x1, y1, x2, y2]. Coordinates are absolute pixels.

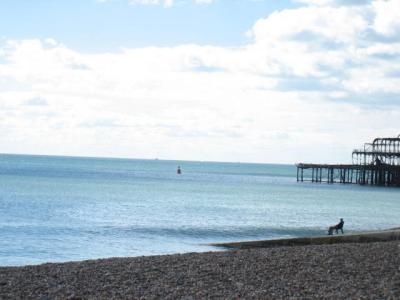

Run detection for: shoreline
[[4, 227, 400, 269], [1, 229, 399, 299]]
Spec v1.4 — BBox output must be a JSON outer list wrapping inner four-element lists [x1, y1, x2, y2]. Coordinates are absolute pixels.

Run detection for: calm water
[[1, 154, 400, 266]]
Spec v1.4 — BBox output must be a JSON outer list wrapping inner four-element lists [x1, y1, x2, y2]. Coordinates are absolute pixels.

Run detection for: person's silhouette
[[328, 218, 344, 235]]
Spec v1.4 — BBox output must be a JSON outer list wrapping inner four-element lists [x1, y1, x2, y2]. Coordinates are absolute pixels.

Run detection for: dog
[[328, 218, 344, 235]]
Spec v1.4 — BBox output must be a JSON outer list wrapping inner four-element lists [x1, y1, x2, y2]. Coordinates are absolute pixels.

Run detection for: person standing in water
[[177, 166, 182, 174]]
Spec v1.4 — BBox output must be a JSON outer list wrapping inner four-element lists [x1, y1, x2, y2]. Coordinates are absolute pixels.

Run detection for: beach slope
[[1, 240, 399, 299], [210, 228, 400, 249]]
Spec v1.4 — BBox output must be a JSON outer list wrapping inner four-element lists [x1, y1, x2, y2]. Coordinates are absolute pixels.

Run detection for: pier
[[296, 135, 400, 187]]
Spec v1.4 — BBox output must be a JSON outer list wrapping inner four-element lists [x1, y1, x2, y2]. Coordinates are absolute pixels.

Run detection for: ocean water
[[1, 154, 400, 266]]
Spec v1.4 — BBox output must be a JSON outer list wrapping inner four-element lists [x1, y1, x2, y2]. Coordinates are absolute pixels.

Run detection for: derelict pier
[[296, 135, 400, 187]]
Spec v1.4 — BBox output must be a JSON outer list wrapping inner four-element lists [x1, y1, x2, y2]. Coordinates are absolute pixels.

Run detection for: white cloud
[[130, 0, 173, 7], [251, 6, 368, 44], [99, 0, 215, 7], [294, 0, 370, 6], [1, 0, 400, 163], [372, 0, 400, 37], [294, 0, 336, 5]]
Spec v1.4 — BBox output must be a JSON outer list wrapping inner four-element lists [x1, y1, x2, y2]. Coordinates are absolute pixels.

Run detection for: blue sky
[[1, 0, 400, 163], [1, 0, 298, 51]]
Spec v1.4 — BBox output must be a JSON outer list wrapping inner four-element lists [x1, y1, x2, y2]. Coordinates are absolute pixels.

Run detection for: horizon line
[[0, 152, 296, 166]]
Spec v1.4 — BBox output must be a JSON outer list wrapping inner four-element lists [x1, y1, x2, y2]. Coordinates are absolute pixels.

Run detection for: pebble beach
[[1, 240, 399, 299]]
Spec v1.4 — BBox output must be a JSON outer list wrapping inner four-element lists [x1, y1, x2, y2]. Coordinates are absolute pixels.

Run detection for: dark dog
[[328, 218, 344, 235]]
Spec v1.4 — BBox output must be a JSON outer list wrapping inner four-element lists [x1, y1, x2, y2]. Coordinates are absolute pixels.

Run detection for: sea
[[1, 154, 400, 266]]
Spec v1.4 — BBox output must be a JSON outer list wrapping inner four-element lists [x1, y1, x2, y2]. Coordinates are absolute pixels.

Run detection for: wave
[[0, 224, 325, 241]]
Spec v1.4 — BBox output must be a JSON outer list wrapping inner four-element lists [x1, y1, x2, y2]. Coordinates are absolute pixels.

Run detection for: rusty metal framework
[[297, 135, 400, 187], [352, 135, 400, 166]]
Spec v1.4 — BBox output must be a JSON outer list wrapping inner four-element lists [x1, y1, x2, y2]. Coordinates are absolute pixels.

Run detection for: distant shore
[[1, 230, 399, 299]]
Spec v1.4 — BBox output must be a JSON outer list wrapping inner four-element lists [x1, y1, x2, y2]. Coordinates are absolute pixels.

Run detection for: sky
[[1, 0, 400, 164]]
